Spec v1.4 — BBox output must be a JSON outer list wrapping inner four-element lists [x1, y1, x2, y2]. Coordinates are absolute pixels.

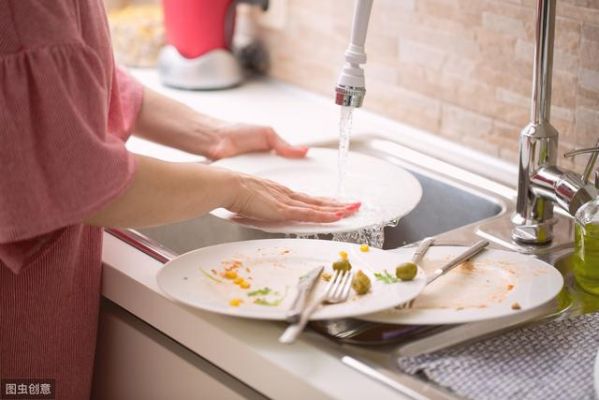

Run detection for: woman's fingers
[[288, 191, 361, 209], [279, 197, 359, 217], [271, 190, 360, 222], [264, 179, 358, 211], [229, 173, 361, 223], [266, 129, 309, 159], [280, 206, 344, 223]]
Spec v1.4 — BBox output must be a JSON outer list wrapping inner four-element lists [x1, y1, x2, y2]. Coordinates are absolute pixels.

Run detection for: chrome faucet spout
[[512, 0, 561, 245], [530, 0, 555, 124]]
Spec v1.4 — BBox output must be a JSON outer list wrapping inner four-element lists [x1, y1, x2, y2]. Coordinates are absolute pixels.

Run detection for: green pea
[[395, 262, 417, 281]]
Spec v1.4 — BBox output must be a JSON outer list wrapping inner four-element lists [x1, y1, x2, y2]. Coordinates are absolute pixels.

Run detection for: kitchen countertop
[[101, 68, 518, 399], [126, 69, 516, 186]]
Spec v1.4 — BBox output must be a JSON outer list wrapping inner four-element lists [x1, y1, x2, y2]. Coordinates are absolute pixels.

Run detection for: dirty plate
[[157, 239, 426, 320], [210, 148, 422, 235], [359, 246, 563, 325]]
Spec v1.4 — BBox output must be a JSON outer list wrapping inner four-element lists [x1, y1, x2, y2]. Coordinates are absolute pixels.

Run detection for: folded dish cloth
[[397, 312, 599, 400]]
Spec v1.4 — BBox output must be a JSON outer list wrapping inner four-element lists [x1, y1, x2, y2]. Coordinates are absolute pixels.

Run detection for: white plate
[[359, 246, 564, 325], [156, 239, 426, 320], [210, 148, 422, 235]]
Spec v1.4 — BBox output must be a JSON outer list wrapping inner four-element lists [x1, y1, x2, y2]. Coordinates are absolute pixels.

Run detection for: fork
[[411, 237, 435, 266], [396, 239, 490, 310], [279, 269, 354, 344]]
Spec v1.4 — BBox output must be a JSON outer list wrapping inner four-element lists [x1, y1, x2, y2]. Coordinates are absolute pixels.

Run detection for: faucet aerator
[[335, 85, 366, 108]]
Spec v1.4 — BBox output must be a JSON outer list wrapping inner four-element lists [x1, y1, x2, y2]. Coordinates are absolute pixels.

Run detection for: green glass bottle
[[574, 199, 599, 295]]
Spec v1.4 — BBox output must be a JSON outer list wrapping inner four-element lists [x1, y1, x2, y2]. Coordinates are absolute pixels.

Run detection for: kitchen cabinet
[[92, 299, 267, 400]]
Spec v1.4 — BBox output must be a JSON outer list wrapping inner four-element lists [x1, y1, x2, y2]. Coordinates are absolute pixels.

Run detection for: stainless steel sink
[[116, 136, 506, 257]]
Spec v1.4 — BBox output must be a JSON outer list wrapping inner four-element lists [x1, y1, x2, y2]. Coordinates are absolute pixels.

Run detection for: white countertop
[[126, 69, 516, 186], [102, 68, 518, 399]]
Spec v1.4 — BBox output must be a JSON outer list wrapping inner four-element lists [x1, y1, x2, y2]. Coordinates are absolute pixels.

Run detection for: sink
[[118, 136, 505, 257]]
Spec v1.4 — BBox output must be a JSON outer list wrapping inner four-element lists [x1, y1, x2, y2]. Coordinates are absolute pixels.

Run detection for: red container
[[162, 0, 235, 59]]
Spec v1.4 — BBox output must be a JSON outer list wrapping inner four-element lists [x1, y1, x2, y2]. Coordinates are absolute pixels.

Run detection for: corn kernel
[[224, 270, 238, 280], [240, 281, 251, 289], [229, 298, 243, 307], [339, 251, 349, 260], [360, 244, 369, 252], [233, 277, 244, 285]]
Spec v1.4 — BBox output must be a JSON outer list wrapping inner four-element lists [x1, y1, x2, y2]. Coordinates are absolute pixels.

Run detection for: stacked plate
[[157, 239, 563, 324]]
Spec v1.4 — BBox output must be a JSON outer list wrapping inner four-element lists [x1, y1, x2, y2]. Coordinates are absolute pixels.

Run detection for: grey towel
[[397, 312, 599, 400]]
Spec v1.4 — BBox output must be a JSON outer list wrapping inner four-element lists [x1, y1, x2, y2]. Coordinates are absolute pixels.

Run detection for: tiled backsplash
[[107, 0, 598, 170], [256, 0, 598, 170]]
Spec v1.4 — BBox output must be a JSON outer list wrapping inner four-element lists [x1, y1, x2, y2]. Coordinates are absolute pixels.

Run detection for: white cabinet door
[[92, 299, 267, 400]]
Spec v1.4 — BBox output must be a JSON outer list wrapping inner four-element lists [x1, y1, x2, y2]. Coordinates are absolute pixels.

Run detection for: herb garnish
[[247, 287, 276, 297], [248, 287, 287, 307], [253, 297, 284, 307], [374, 270, 400, 284]]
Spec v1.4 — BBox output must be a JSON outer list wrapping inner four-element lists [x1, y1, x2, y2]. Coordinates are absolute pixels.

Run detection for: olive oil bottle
[[574, 199, 599, 295]]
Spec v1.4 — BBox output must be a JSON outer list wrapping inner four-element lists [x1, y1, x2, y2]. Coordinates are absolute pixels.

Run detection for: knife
[[286, 266, 324, 324]]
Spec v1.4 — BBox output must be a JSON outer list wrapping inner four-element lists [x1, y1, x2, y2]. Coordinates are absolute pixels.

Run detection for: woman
[[0, 1, 359, 399]]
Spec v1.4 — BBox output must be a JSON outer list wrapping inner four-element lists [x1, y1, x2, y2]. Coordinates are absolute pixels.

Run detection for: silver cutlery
[[411, 237, 435, 265], [396, 239, 490, 310], [286, 266, 324, 324], [279, 269, 354, 344]]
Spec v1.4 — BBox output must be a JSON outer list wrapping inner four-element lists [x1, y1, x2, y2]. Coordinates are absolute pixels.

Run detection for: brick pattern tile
[[258, 0, 599, 170]]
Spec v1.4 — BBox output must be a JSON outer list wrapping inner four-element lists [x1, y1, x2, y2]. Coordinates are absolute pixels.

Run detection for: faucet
[[513, 0, 599, 245], [334, 0, 598, 246], [334, 0, 373, 108]]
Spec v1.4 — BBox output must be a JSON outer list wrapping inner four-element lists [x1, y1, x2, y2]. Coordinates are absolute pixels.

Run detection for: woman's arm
[[133, 87, 308, 160], [84, 154, 360, 228]]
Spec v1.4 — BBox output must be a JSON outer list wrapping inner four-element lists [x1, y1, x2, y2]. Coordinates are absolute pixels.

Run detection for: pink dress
[[0, 1, 143, 399]]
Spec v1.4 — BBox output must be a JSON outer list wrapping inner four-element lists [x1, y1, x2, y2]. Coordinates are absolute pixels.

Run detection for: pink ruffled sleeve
[[0, 45, 143, 273], [109, 67, 144, 141]]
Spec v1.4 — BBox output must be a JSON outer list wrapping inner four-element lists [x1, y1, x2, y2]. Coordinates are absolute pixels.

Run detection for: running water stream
[[336, 106, 354, 199], [286, 106, 391, 248], [334, 106, 386, 248]]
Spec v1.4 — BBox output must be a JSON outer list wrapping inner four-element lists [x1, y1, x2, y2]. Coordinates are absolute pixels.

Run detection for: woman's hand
[[208, 123, 309, 160], [133, 88, 309, 160], [226, 172, 361, 223], [85, 156, 361, 229], [210, 125, 360, 222]]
